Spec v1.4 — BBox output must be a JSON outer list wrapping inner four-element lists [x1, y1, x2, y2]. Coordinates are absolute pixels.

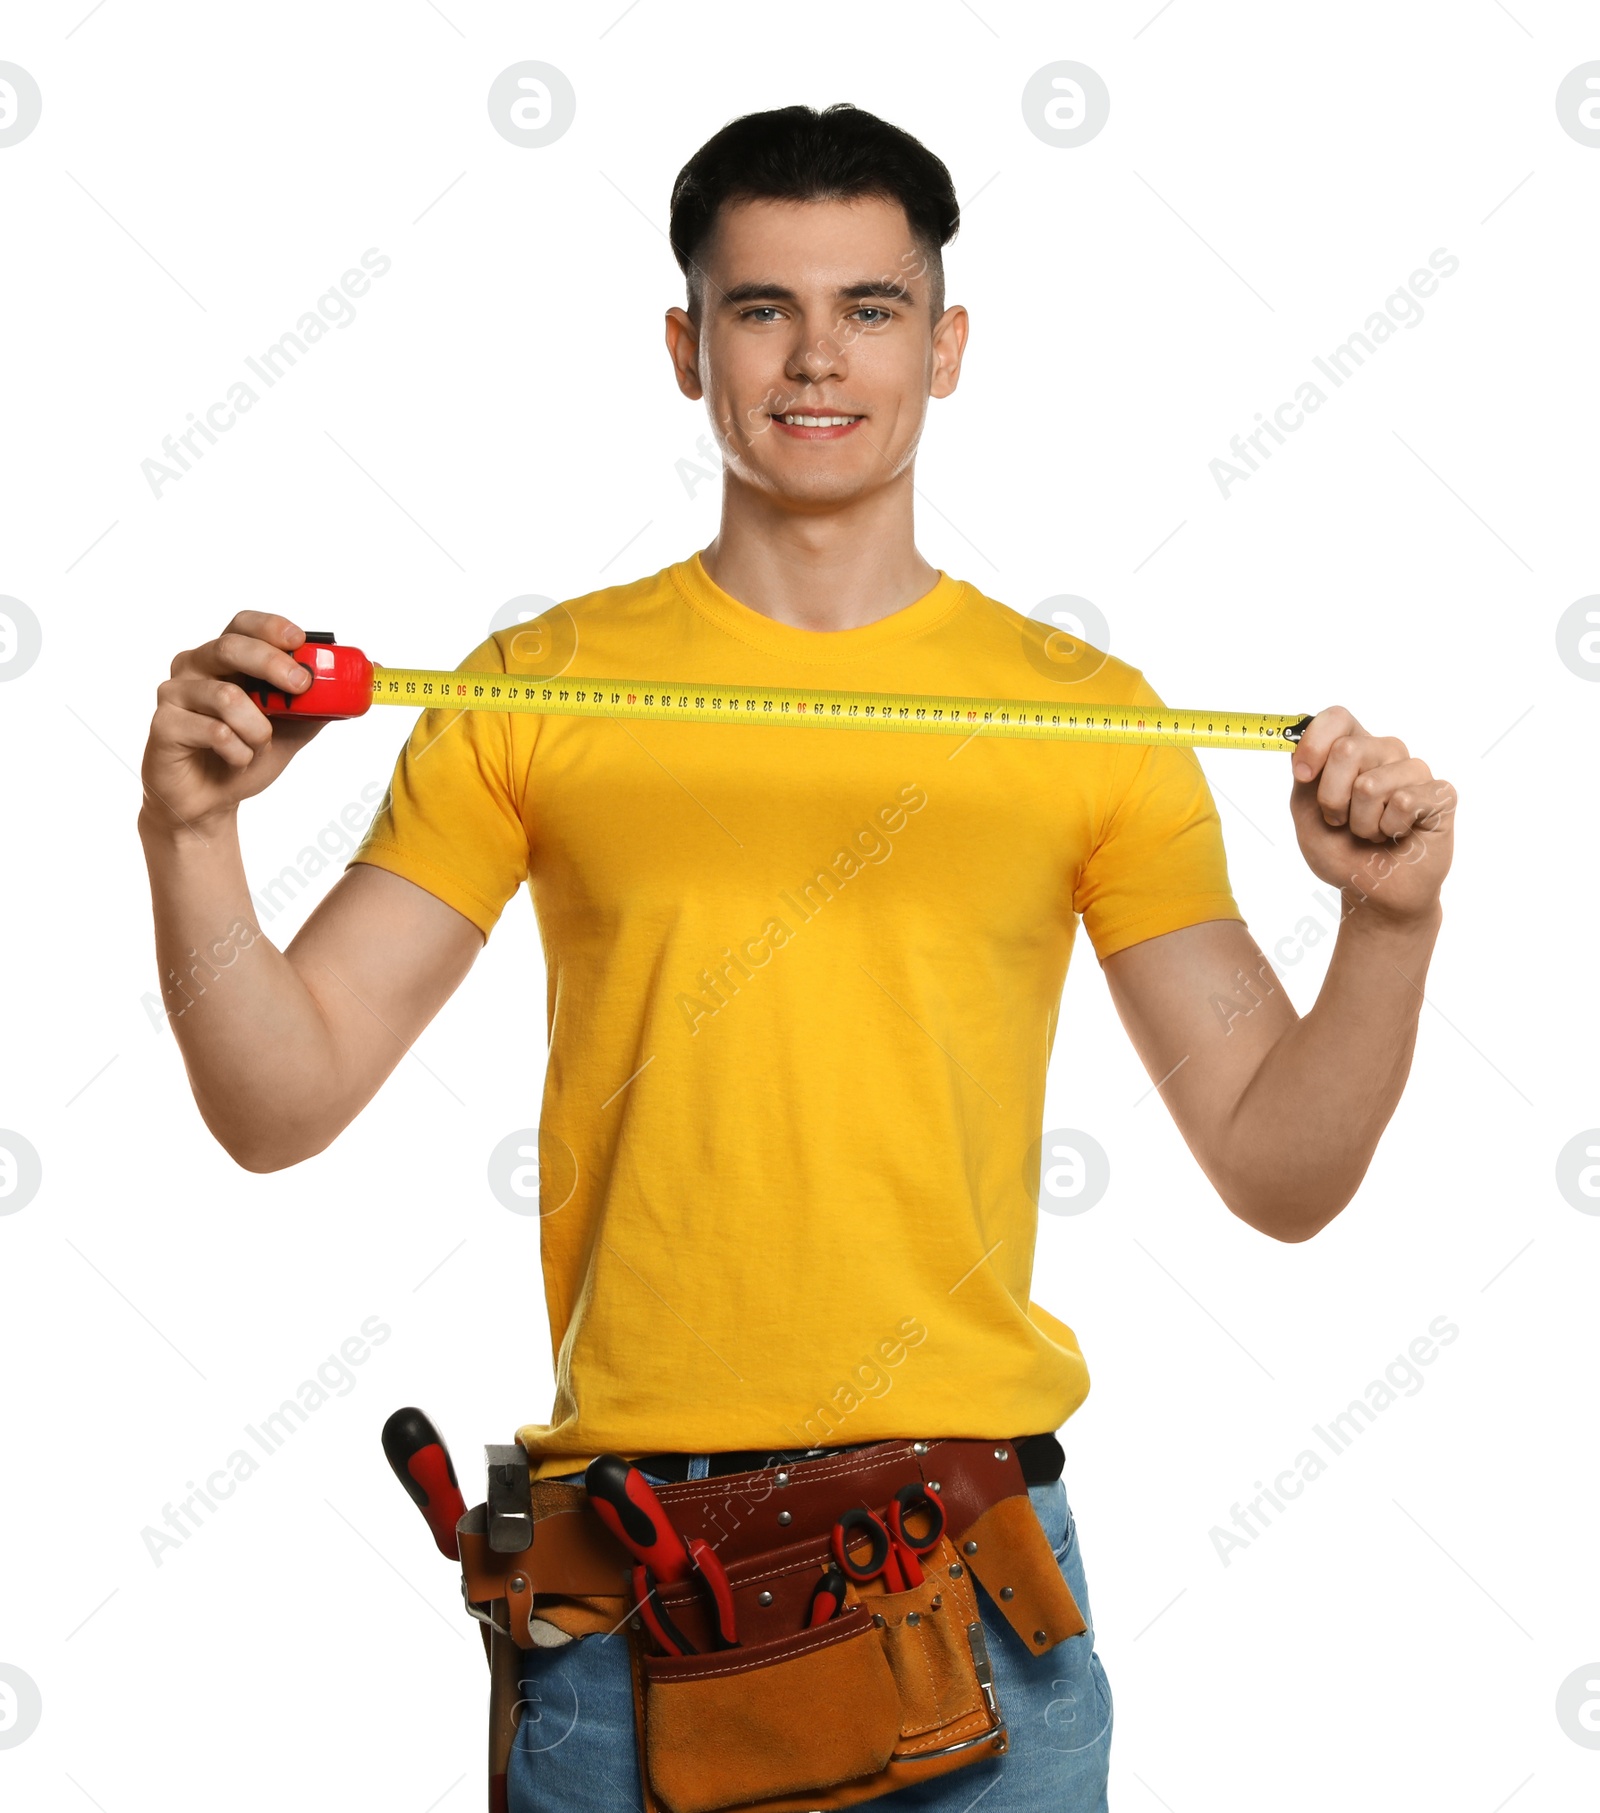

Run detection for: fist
[[1288, 706, 1456, 924]]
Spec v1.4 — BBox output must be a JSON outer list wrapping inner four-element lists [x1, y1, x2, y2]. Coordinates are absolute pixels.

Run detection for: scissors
[[829, 1481, 947, 1594]]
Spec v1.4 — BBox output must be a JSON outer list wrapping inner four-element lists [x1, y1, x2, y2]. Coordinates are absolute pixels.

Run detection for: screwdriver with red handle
[[382, 1406, 469, 1560]]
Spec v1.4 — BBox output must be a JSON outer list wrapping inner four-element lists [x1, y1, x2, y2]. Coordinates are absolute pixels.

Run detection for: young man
[[140, 105, 1454, 1812]]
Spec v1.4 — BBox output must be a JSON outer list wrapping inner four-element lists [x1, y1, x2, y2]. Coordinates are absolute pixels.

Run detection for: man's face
[[666, 194, 966, 509]]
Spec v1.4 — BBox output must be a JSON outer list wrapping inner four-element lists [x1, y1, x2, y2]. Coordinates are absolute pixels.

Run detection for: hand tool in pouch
[[586, 1454, 738, 1650], [382, 1412, 533, 1813], [381, 1405, 468, 1560]]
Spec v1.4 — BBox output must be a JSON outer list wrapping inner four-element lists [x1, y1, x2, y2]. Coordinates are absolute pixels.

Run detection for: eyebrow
[[719, 279, 916, 309]]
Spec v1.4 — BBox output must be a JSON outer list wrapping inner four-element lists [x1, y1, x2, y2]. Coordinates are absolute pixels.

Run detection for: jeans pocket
[[1053, 1500, 1078, 1564], [1037, 1477, 1097, 1646], [1027, 1477, 1071, 1558]]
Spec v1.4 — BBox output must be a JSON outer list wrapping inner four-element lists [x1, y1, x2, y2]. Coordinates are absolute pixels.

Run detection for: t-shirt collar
[[670, 548, 966, 662]]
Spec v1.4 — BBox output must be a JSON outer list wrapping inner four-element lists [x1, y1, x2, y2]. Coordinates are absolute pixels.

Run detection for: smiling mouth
[[768, 411, 867, 439]]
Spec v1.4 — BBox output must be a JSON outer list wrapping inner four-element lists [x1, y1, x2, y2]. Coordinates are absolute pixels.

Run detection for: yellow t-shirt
[[348, 552, 1244, 1478]]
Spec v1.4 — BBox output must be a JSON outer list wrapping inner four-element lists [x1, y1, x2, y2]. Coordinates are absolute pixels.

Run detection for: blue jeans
[[505, 1462, 1113, 1811]]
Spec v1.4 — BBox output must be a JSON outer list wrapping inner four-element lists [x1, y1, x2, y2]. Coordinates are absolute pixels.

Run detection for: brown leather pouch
[[629, 1526, 1013, 1812], [626, 1440, 1084, 1813], [462, 1438, 1085, 1813]]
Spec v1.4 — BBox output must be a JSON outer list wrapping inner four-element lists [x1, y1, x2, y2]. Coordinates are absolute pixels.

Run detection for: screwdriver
[[381, 1406, 468, 1561]]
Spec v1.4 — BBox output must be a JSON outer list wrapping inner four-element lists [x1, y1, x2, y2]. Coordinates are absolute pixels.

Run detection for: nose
[[785, 320, 847, 386]]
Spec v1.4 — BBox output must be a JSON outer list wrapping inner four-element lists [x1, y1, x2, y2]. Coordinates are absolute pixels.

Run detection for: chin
[[753, 466, 876, 507]]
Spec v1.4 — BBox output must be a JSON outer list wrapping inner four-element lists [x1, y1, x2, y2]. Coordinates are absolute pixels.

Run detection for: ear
[[929, 303, 969, 401], [664, 307, 705, 401]]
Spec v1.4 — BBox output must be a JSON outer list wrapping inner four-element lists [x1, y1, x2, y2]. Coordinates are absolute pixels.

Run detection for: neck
[[698, 472, 941, 631]]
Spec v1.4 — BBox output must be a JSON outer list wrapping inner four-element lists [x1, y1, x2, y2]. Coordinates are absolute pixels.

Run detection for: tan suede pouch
[[640, 1605, 900, 1813], [956, 1492, 1088, 1651], [632, 1530, 1012, 1813]]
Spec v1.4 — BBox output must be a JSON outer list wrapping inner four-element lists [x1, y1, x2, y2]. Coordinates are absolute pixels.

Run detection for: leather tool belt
[[458, 1436, 1087, 1813]]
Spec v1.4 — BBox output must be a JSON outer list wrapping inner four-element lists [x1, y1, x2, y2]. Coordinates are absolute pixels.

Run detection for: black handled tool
[[687, 1536, 738, 1649], [585, 1454, 694, 1581], [807, 1564, 850, 1628], [884, 1480, 946, 1589], [587, 1454, 743, 1649], [633, 1563, 694, 1657], [381, 1406, 468, 1561]]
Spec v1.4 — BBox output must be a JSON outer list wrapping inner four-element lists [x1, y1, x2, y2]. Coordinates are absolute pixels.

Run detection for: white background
[[1, 2, 1596, 1809]]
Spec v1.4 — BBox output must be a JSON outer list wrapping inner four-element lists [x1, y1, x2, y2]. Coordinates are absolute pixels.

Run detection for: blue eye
[[737, 305, 893, 324]]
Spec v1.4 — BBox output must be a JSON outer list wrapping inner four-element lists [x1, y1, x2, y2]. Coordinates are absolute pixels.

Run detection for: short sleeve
[[346, 633, 530, 939], [1071, 672, 1245, 962]]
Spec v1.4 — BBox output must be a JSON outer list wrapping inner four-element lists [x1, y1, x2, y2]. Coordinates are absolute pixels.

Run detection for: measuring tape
[[248, 637, 1312, 753]]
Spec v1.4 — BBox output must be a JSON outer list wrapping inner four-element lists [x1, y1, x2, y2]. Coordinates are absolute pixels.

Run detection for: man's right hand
[[140, 610, 325, 838], [136, 609, 488, 1171]]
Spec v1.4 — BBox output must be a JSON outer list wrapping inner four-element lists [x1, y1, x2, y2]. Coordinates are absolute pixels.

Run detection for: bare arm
[[1101, 704, 1456, 1242], [1103, 908, 1439, 1240], [139, 611, 485, 1172]]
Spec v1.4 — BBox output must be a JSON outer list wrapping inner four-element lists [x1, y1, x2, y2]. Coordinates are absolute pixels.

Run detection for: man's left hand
[[1288, 706, 1457, 924]]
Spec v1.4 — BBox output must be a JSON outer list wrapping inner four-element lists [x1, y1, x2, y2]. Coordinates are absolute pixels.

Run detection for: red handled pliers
[[587, 1454, 738, 1653]]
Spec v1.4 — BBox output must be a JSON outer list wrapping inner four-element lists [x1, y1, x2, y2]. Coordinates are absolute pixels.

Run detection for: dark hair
[[669, 103, 960, 323]]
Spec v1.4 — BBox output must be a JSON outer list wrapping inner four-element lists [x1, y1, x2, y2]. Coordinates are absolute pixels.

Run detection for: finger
[[1379, 777, 1457, 841], [1345, 756, 1433, 841], [170, 613, 305, 680], [1290, 705, 1360, 783], [1312, 732, 1410, 827], [221, 610, 305, 649], [156, 673, 277, 751], [149, 700, 260, 770], [184, 629, 314, 695]]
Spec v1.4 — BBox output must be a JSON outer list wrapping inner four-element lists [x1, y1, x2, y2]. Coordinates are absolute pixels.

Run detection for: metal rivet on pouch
[[930, 1594, 942, 1610], [963, 1540, 978, 1555], [1034, 1630, 1048, 1646], [928, 1480, 940, 1493], [872, 1613, 886, 1628], [777, 1510, 792, 1526], [999, 1587, 1013, 1601], [775, 1471, 790, 1486], [994, 1447, 1009, 1462], [906, 1611, 921, 1626], [912, 1442, 929, 1455], [948, 1563, 964, 1579], [509, 1576, 526, 1593]]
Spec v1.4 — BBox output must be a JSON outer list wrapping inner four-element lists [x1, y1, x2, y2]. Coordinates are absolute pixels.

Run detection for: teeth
[[779, 414, 860, 427]]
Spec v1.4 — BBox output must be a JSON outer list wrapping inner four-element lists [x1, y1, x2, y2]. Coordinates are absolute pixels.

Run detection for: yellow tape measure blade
[[368, 667, 1310, 752]]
